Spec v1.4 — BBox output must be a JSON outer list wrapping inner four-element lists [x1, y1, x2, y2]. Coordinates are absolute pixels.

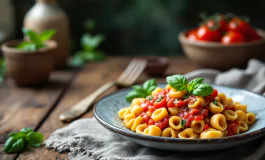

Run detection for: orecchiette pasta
[[119, 77, 256, 139], [143, 125, 161, 136], [169, 88, 186, 99], [169, 116, 182, 130], [178, 128, 197, 139], [235, 110, 245, 121], [244, 112, 256, 124], [162, 127, 177, 138], [209, 102, 224, 114], [151, 108, 168, 122], [190, 120, 205, 133], [238, 121, 248, 133], [223, 110, 238, 121], [200, 128, 223, 139], [188, 96, 204, 108], [210, 114, 227, 131]]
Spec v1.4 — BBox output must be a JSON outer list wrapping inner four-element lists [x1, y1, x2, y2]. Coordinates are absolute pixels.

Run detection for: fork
[[59, 59, 147, 122]]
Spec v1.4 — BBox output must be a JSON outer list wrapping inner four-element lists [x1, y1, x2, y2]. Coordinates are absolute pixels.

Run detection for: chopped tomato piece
[[148, 119, 155, 125], [204, 124, 210, 130]]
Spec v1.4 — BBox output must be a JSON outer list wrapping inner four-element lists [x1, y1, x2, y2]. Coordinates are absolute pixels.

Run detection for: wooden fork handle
[[59, 81, 116, 122]]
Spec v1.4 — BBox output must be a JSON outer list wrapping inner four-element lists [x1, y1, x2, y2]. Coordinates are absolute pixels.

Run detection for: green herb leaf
[[4, 128, 44, 153], [192, 83, 214, 96], [156, 96, 163, 102], [181, 120, 186, 129], [20, 128, 33, 136], [39, 29, 56, 42], [166, 75, 188, 91], [188, 78, 204, 93], [146, 96, 153, 100], [26, 132, 44, 147], [16, 42, 36, 51], [22, 28, 41, 44], [4, 137, 25, 153], [143, 79, 156, 90], [126, 90, 146, 102], [0, 58, 6, 83], [81, 33, 105, 51], [125, 79, 157, 102], [213, 100, 218, 105]]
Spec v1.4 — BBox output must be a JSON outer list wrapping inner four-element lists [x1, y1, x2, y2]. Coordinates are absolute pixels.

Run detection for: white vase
[[23, 0, 70, 69]]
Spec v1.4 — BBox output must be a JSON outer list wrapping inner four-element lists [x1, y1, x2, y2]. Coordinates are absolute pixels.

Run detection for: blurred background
[[2, 0, 265, 56]]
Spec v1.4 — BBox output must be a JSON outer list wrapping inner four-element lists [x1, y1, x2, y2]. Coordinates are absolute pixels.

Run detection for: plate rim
[[94, 84, 265, 144]]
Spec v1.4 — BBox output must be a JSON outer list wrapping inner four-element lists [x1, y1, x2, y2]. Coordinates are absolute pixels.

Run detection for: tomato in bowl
[[178, 14, 265, 70]]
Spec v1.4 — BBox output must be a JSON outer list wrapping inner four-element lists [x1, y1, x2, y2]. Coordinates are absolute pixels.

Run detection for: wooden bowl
[[178, 29, 265, 70], [1, 40, 57, 86], [138, 56, 169, 76]]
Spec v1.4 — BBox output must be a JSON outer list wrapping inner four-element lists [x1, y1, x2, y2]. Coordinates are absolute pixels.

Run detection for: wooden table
[[0, 57, 198, 160]]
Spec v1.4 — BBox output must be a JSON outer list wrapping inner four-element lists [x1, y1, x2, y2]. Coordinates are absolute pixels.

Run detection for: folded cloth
[[45, 59, 265, 160]]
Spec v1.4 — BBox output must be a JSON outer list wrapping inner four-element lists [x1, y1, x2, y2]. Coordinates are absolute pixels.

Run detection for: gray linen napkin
[[45, 59, 265, 160]]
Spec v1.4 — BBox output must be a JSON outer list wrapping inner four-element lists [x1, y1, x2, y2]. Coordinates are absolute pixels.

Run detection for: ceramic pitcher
[[23, 0, 70, 69]]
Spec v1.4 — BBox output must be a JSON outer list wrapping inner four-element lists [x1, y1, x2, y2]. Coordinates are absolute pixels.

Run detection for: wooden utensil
[[59, 58, 147, 122]]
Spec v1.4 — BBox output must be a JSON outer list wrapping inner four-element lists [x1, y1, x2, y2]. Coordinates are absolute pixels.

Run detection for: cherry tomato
[[210, 89, 218, 97], [175, 100, 185, 107], [148, 119, 155, 125], [153, 98, 167, 109], [155, 116, 169, 130], [195, 115, 204, 121], [189, 108, 200, 115], [206, 18, 227, 32], [227, 18, 252, 36], [248, 28, 262, 41], [197, 25, 221, 41], [204, 124, 210, 130], [187, 29, 198, 41], [221, 31, 245, 44], [167, 98, 175, 108]]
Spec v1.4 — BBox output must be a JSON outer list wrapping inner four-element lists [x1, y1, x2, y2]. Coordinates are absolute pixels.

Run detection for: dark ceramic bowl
[[137, 56, 169, 76], [178, 28, 265, 70], [94, 84, 265, 151]]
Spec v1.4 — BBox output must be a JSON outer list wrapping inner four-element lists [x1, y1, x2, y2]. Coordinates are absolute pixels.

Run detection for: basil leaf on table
[[192, 83, 214, 96], [166, 75, 188, 91], [4, 136, 25, 153], [126, 79, 157, 102], [26, 132, 44, 147], [4, 128, 44, 154]]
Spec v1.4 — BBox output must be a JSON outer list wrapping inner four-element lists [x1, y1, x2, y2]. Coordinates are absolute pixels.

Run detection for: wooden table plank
[[0, 70, 76, 160], [16, 57, 198, 160]]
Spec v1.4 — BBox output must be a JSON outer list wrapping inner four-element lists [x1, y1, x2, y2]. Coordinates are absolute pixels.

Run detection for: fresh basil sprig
[[166, 74, 213, 96], [4, 128, 44, 153], [126, 79, 157, 102], [16, 28, 56, 51]]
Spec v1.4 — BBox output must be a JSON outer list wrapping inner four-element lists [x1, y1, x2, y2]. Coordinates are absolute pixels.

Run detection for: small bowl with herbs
[[178, 13, 265, 70], [1, 28, 57, 86]]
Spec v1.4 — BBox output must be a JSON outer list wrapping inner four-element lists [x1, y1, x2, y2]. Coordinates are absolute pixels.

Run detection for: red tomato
[[197, 25, 221, 42], [189, 108, 200, 115], [204, 124, 210, 130], [227, 18, 252, 36], [210, 89, 218, 97], [206, 19, 227, 32], [141, 112, 150, 124], [167, 98, 175, 108], [221, 31, 245, 44], [248, 28, 262, 41], [155, 116, 169, 130], [148, 119, 155, 125], [195, 115, 204, 121], [187, 29, 198, 41], [153, 98, 167, 109], [175, 100, 185, 107]]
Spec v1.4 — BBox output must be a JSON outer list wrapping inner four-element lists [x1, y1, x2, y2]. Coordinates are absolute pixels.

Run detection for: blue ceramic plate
[[94, 84, 265, 151]]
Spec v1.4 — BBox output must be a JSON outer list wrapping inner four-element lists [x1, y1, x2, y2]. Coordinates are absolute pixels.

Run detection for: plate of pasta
[[94, 75, 265, 151]]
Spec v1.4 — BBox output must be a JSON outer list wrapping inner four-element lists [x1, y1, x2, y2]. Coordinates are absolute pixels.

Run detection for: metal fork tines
[[116, 59, 147, 86]]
